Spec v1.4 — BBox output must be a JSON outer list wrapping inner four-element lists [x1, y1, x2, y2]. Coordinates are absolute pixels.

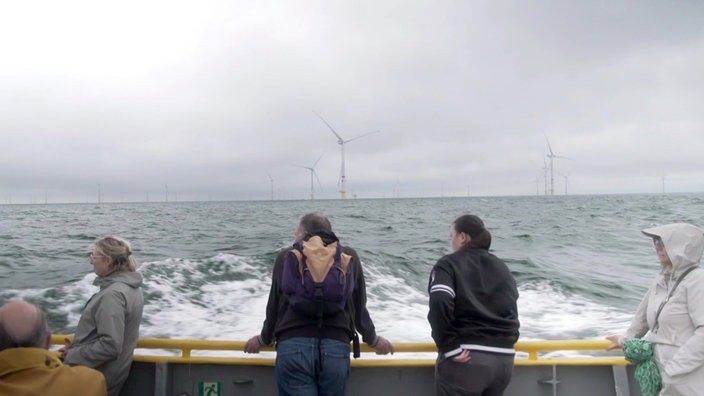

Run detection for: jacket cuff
[[368, 335, 379, 347], [444, 347, 463, 358]]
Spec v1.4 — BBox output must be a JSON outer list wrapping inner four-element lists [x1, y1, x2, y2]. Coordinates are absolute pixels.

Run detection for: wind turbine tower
[[544, 135, 568, 196], [267, 172, 274, 201], [314, 111, 380, 200], [542, 158, 548, 195], [297, 155, 323, 200]]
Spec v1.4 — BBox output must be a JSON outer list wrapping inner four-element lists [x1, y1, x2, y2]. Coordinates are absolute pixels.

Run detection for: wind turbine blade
[[313, 169, 323, 188], [313, 110, 344, 142], [345, 130, 380, 143], [544, 134, 554, 156], [312, 154, 324, 168]]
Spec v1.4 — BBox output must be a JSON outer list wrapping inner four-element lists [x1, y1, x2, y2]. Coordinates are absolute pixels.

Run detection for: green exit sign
[[198, 381, 221, 396]]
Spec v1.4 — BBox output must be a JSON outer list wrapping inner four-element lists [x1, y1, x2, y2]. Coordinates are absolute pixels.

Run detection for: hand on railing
[[243, 335, 264, 354], [372, 336, 394, 355], [57, 336, 73, 360], [605, 335, 622, 351]]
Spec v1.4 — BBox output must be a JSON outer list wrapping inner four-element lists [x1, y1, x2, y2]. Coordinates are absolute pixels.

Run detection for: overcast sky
[[1, 0, 703, 203]]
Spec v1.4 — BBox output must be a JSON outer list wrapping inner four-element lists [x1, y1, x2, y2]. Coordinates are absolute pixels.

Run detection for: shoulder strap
[[290, 249, 305, 276], [341, 252, 360, 358], [653, 266, 698, 332]]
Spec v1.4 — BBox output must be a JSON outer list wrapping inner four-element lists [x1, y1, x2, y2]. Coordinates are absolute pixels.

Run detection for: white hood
[[642, 223, 704, 272]]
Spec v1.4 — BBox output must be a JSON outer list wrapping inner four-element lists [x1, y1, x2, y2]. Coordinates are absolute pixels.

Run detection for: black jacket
[[258, 245, 379, 347], [428, 247, 519, 355]]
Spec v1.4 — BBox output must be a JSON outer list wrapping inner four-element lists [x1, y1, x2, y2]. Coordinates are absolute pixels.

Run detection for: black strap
[[352, 332, 360, 358], [348, 299, 360, 358], [314, 283, 324, 329], [653, 266, 698, 332], [345, 256, 360, 358]]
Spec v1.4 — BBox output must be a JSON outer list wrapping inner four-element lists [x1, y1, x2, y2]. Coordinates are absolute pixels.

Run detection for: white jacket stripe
[[430, 284, 455, 298]]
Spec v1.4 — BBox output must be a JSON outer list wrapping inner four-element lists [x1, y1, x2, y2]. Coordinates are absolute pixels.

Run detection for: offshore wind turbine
[[313, 111, 380, 200], [544, 135, 568, 196], [296, 155, 323, 200], [557, 172, 569, 195]]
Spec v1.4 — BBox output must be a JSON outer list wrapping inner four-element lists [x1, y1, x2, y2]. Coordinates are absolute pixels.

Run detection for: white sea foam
[[517, 281, 632, 341], [138, 254, 272, 341], [362, 260, 432, 342], [2, 252, 633, 358]]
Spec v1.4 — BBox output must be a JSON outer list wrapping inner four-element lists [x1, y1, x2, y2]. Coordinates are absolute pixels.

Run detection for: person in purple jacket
[[244, 212, 393, 396]]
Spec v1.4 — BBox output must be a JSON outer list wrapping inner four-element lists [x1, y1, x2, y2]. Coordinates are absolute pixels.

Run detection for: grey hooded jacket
[[64, 270, 144, 396], [622, 223, 704, 396]]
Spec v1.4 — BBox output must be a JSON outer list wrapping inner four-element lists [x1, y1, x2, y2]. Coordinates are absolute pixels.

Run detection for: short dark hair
[[298, 213, 339, 244], [454, 214, 492, 249], [299, 212, 333, 236], [0, 303, 49, 351]]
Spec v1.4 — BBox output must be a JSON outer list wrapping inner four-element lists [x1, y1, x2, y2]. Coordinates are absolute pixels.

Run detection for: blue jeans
[[275, 337, 351, 396]]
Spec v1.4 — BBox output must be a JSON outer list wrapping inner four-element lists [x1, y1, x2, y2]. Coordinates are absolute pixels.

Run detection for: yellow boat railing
[[52, 336, 628, 368]]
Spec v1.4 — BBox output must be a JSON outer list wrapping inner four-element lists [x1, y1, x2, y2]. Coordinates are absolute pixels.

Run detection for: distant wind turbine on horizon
[[266, 172, 274, 201], [557, 172, 569, 195], [313, 111, 380, 200], [544, 135, 569, 196], [542, 158, 548, 195], [296, 155, 323, 200]]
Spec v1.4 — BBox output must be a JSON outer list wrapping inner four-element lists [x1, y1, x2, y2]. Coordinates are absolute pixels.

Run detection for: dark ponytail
[[454, 214, 492, 250]]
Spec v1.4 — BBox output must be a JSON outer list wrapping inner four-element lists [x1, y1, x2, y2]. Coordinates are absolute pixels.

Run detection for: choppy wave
[[2, 193, 704, 346]]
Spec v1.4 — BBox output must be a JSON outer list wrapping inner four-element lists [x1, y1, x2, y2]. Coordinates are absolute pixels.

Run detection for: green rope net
[[622, 338, 661, 396]]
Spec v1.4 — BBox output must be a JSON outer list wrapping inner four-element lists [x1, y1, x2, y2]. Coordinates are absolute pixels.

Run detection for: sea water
[[2, 193, 703, 351]]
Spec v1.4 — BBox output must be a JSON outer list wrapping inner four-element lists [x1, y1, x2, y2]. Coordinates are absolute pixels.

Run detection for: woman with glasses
[[606, 223, 704, 395], [61, 236, 144, 396]]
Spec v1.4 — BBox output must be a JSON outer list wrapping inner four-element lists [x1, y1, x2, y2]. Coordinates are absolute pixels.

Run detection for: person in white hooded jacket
[[606, 223, 704, 396]]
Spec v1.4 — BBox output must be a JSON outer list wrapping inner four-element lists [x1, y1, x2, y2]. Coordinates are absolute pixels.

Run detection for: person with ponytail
[[62, 236, 144, 396], [428, 214, 520, 396]]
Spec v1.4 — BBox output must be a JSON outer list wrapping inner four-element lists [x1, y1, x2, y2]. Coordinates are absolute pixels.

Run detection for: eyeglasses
[[89, 253, 107, 261], [653, 237, 664, 249]]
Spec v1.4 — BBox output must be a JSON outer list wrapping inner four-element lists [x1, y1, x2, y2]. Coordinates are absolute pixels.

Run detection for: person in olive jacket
[[62, 236, 144, 396]]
